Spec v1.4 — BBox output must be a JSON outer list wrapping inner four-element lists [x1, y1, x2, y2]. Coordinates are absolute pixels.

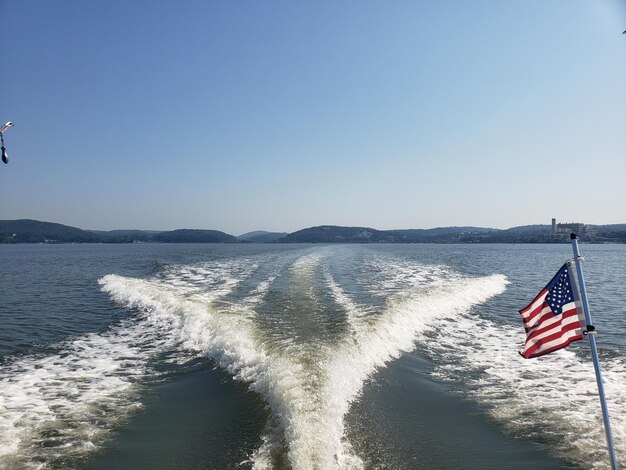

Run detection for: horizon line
[[2, 218, 624, 237]]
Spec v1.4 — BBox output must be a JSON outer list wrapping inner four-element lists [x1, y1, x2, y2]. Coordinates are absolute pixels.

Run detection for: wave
[[0, 319, 173, 469], [419, 308, 626, 469], [0, 252, 510, 469], [99, 257, 508, 469], [0, 258, 256, 469], [322, 268, 509, 469]]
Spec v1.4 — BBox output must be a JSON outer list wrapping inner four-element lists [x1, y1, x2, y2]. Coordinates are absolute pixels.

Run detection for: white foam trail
[[322, 270, 509, 469], [420, 311, 626, 469], [0, 321, 170, 469], [0, 259, 254, 469], [101, 275, 356, 470], [364, 257, 451, 296], [98, 258, 509, 470], [99, 274, 327, 469], [1, 252, 510, 470], [157, 258, 259, 300], [99, 274, 270, 381], [292, 252, 328, 275], [253, 257, 510, 468], [325, 271, 370, 329]]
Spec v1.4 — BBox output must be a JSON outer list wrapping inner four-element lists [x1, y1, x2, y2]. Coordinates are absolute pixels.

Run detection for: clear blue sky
[[1, 0, 624, 234]]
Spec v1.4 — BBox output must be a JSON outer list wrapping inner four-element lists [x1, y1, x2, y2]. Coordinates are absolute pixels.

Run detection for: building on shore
[[551, 219, 587, 236]]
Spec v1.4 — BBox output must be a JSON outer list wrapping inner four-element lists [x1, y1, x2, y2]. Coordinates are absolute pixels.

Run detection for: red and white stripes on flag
[[519, 263, 585, 359]]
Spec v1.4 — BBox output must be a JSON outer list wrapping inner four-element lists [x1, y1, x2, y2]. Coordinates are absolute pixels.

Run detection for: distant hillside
[[598, 224, 626, 231], [153, 229, 237, 243], [0, 219, 99, 243], [391, 226, 495, 236], [386, 226, 497, 243], [1, 220, 624, 244], [590, 224, 626, 243], [238, 231, 288, 243], [500, 225, 551, 234], [279, 225, 498, 243], [277, 224, 626, 244], [459, 224, 626, 244], [280, 226, 391, 243], [89, 229, 155, 243], [0, 220, 237, 244]]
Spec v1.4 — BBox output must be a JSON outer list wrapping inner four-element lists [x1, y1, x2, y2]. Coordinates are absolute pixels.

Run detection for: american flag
[[519, 263, 584, 359]]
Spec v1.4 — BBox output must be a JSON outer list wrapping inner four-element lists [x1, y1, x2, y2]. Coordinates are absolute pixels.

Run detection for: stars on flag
[[545, 266, 574, 315]]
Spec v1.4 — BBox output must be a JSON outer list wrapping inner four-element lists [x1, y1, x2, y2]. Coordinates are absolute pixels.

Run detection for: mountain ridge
[[1, 219, 624, 244]]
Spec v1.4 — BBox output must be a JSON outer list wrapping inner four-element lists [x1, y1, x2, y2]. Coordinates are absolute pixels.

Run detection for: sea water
[[0, 243, 624, 469]]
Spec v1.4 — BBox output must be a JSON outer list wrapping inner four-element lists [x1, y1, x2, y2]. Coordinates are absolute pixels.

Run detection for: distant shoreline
[[1, 219, 625, 244]]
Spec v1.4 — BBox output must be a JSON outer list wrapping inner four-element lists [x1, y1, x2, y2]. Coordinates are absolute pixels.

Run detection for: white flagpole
[[570, 233, 618, 470]]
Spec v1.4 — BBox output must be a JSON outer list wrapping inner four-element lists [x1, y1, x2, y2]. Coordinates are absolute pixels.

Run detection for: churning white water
[[2, 245, 623, 470], [97, 254, 507, 469]]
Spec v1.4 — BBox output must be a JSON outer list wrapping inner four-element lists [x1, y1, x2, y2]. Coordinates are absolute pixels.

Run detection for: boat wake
[[0, 249, 519, 469], [0, 315, 177, 469], [419, 309, 626, 470], [98, 253, 507, 469]]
